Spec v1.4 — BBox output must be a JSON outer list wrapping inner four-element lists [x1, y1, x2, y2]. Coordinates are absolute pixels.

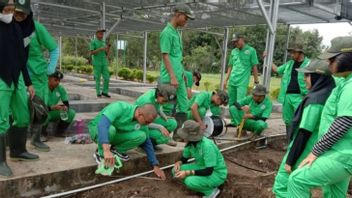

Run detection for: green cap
[[157, 84, 177, 103], [177, 120, 204, 142], [173, 3, 195, 20], [49, 70, 64, 79], [287, 43, 304, 53], [319, 36, 352, 60], [252, 84, 268, 96], [214, 89, 229, 105], [15, 0, 30, 15], [231, 33, 244, 42], [296, 59, 331, 75]]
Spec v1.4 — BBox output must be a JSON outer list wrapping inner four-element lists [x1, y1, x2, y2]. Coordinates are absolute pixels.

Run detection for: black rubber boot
[[8, 127, 39, 161], [55, 121, 70, 137], [30, 125, 50, 152], [0, 133, 12, 177]]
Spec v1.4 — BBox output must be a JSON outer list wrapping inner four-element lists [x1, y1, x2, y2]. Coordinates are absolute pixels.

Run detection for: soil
[[66, 144, 349, 198]]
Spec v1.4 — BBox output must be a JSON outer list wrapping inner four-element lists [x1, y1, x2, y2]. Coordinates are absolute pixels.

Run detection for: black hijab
[[287, 73, 336, 140]]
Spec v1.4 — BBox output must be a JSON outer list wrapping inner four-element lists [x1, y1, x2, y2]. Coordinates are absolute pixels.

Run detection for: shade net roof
[[32, 0, 346, 36]]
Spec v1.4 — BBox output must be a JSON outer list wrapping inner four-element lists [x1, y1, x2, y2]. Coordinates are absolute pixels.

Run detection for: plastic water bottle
[[60, 110, 68, 121], [75, 119, 85, 135]]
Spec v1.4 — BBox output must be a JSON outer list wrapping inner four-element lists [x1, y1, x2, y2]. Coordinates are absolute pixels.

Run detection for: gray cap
[[252, 84, 268, 96], [157, 84, 177, 103], [15, 0, 31, 15], [177, 120, 204, 142], [173, 3, 195, 20], [296, 59, 331, 75], [231, 33, 243, 42], [319, 36, 352, 60], [214, 89, 229, 105], [287, 43, 304, 53]]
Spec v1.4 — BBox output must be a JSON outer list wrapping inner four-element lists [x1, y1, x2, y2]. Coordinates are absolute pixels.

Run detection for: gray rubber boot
[[9, 127, 39, 161], [30, 125, 50, 152], [0, 133, 12, 177]]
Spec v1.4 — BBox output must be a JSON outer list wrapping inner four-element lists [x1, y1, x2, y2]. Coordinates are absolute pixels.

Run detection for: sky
[[292, 22, 352, 46]]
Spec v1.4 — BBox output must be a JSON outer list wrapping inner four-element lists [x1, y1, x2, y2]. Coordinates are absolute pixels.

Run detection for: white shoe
[[203, 188, 220, 198]]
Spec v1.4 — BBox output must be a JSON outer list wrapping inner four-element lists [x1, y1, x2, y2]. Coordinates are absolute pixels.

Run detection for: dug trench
[[66, 140, 352, 198]]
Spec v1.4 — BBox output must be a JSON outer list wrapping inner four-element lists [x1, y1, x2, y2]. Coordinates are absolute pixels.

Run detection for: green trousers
[[228, 84, 247, 106], [172, 163, 226, 196], [93, 63, 110, 95], [0, 79, 30, 134], [45, 109, 76, 125], [31, 74, 49, 104], [187, 108, 206, 120], [148, 117, 177, 145], [287, 155, 351, 198], [89, 124, 147, 156], [229, 106, 268, 135], [282, 94, 303, 126]]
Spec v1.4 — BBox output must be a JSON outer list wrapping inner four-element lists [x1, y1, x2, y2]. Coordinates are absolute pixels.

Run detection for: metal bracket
[[256, 0, 275, 34]]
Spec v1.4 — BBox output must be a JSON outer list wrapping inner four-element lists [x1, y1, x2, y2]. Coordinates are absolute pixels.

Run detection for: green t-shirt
[[159, 23, 184, 83], [89, 101, 145, 133], [276, 57, 310, 103], [47, 85, 69, 107], [189, 92, 212, 110], [182, 137, 227, 178], [238, 95, 272, 119], [28, 21, 58, 76], [89, 38, 108, 66], [184, 70, 194, 89], [228, 44, 259, 87]]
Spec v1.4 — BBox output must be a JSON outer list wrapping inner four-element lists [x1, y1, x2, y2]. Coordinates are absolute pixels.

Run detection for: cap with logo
[[319, 36, 352, 60], [49, 70, 64, 80], [231, 33, 243, 42], [214, 89, 229, 105], [157, 84, 177, 103], [252, 84, 268, 96], [177, 120, 204, 141], [173, 3, 195, 20], [15, 0, 30, 15], [296, 59, 331, 75]]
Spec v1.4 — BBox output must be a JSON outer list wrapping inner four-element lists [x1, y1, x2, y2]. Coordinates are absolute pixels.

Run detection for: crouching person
[[89, 102, 166, 179], [229, 85, 272, 137], [135, 84, 178, 148], [188, 90, 229, 130], [173, 120, 227, 198], [44, 71, 76, 138]]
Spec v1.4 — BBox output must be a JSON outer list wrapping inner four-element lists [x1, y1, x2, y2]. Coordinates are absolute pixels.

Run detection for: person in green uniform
[[134, 84, 177, 147], [271, 44, 310, 138], [229, 84, 272, 137], [272, 60, 335, 197], [184, 70, 202, 99], [173, 120, 227, 198], [44, 71, 76, 138], [159, 3, 194, 113], [89, 29, 111, 98], [287, 37, 352, 198], [188, 90, 228, 130], [16, 12, 60, 151], [89, 102, 166, 179], [223, 33, 259, 106], [0, 0, 39, 177]]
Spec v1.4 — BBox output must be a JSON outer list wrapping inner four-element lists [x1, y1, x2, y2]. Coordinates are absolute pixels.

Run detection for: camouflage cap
[[319, 36, 352, 60], [252, 84, 268, 96], [287, 43, 304, 53], [231, 32, 244, 42], [15, 0, 30, 15], [296, 59, 331, 75], [157, 84, 177, 103], [177, 120, 204, 142], [214, 89, 229, 105], [173, 3, 195, 20]]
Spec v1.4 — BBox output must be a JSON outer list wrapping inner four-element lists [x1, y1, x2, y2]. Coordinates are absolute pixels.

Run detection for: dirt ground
[[67, 144, 351, 198]]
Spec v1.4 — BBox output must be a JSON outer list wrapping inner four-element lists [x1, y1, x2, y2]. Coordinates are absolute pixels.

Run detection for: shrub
[[270, 88, 280, 100], [147, 74, 157, 83], [85, 65, 93, 74], [134, 70, 144, 82], [118, 68, 131, 80]]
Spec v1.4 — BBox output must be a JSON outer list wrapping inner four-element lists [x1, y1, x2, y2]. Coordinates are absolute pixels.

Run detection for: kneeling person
[[45, 71, 76, 137], [135, 84, 177, 147], [229, 85, 272, 136], [188, 90, 228, 130], [173, 120, 227, 198]]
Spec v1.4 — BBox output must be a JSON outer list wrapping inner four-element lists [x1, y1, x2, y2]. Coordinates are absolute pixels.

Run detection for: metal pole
[[115, 33, 119, 79], [220, 27, 229, 90], [256, 0, 275, 34], [283, 24, 291, 63], [143, 32, 148, 83], [101, 2, 106, 40], [59, 35, 62, 71]]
